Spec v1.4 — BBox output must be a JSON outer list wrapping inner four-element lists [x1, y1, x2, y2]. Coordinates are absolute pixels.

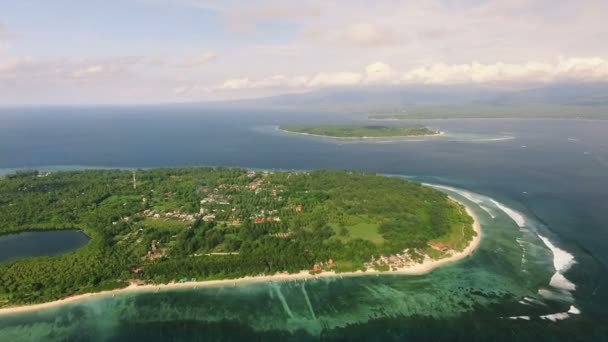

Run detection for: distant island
[[368, 104, 608, 120], [0, 168, 478, 313], [279, 125, 441, 138]]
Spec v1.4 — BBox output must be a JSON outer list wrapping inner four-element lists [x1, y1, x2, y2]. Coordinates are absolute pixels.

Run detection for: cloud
[[400, 57, 608, 85], [201, 62, 390, 92], [220, 77, 251, 89], [305, 22, 404, 47], [201, 57, 608, 95], [6, 1, 608, 104], [365, 62, 395, 83], [176, 51, 217, 67], [340, 23, 402, 47], [70, 58, 142, 80], [0, 56, 144, 82], [307, 72, 362, 87]]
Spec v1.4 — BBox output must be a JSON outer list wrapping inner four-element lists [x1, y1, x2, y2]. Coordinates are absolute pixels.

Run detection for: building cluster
[[366, 250, 418, 270], [140, 171, 298, 229], [145, 240, 164, 261], [312, 259, 335, 273], [141, 209, 197, 222]]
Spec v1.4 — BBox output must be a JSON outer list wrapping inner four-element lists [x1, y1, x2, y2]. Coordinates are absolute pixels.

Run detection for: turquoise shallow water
[[0, 109, 607, 340]]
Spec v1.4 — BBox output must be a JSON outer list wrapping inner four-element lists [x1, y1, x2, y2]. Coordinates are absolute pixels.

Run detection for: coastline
[[0, 197, 481, 317], [276, 126, 445, 140]]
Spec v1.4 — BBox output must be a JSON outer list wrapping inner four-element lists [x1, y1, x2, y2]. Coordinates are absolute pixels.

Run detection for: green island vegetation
[[280, 125, 439, 138], [0, 168, 474, 307], [368, 104, 608, 120]]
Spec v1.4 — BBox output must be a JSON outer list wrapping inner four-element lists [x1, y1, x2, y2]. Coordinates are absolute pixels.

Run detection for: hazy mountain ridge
[[211, 82, 608, 119]]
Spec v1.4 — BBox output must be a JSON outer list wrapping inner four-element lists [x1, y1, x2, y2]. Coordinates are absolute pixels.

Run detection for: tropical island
[[0, 168, 478, 313], [368, 104, 608, 120], [279, 125, 441, 138]]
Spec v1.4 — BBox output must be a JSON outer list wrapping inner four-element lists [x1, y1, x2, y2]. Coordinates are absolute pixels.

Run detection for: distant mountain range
[[210, 82, 608, 119]]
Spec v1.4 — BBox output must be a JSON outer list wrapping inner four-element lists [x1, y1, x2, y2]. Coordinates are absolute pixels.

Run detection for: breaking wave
[[537, 235, 577, 291], [423, 184, 496, 219], [539, 305, 581, 322], [489, 199, 526, 227], [424, 182, 581, 320]]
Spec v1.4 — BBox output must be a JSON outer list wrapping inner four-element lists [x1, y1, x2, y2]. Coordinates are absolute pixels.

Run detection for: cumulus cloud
[[220, 77, 251, 90], [365, 62, 395, 83], [400, 57, 608, 85], [203, 62, 390, 92], [203, 57, 608, 94], [307, 72, 362, 87]]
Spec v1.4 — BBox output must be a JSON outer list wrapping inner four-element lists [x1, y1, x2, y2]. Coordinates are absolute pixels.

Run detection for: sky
[[0, 0, 607, 104]]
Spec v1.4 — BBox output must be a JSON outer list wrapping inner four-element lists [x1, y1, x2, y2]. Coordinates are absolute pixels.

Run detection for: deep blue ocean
[[0, 106, 607, 340]]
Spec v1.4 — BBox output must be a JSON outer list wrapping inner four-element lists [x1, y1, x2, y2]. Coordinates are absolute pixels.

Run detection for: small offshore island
[[279, 125, 441, 138], [0, 168, 478, 315]]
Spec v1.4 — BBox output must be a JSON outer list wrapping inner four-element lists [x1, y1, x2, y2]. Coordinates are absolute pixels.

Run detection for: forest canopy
[[0, 168, 473, 306]]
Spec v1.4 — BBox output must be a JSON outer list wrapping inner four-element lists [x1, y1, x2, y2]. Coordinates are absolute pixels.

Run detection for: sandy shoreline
[[0, 197, 481, 317], [276, 126, 445, 140]]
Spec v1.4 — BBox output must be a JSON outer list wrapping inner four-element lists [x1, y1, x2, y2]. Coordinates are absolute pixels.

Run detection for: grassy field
[[330, 221, 385, 245], [139, 217, 191, 231]]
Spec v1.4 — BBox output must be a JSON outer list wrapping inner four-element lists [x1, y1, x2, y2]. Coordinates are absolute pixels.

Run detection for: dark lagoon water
[[0, 230, 89, 262], [0, 106, 607, 340]]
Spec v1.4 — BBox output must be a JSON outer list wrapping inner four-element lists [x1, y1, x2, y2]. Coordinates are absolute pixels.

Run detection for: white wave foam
[[538, 305, 581, 322], [538, 288, 573, 302], [523, 296, 547, 306], [489, 199, 526, 227], [472, 136, 516, 142], [537, 235, 577, 291], [479, 205, 496, 218], [423, 184, 496, 218], [509, 315, 530, 320], [537, 235, 576, 273], [516, 238, 528, 266], [549, 272, 576, 291], [541, 312, 570, 321], [426, 183, 579, 304], [568, 305, 581, 314]]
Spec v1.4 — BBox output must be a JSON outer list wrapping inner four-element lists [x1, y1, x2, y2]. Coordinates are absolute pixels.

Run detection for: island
[[279, 125, 441, 138], [0, 168, 478, 314], [368, 104, 608, 120]]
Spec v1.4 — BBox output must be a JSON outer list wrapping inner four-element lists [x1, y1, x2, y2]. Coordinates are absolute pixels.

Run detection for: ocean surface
[[0, 106, 607, 341]]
